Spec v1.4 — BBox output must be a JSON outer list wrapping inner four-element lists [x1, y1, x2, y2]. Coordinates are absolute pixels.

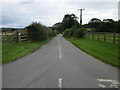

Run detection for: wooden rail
[[2, 30, 29, 43], [17, 32, 28, 43], [85, 32, 120, 44]]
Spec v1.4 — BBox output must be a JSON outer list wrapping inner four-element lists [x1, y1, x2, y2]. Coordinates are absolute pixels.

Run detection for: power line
[[78, 9, 85, 25]]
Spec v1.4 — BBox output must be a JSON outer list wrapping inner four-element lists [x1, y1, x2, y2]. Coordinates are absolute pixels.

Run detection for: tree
[[88, 18, 101, 31], [62, 14, 79, 30], [97, 23, 107, 32], [11, 28, 17, 31], [103, 19, 115, 23], [85, 18, 119, 32], [89, 18, 101, 23], [52, 22, 63, 33], [113, 21, 120, 33]]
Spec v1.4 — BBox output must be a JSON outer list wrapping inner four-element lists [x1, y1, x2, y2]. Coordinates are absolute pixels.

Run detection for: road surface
[[3, 35, 119, 88]]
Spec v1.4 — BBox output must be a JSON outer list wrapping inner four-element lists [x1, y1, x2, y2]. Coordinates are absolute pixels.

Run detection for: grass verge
[[65, 37, 119, 68], [2, 37, 53, 64], [0, 43, 1, 65]]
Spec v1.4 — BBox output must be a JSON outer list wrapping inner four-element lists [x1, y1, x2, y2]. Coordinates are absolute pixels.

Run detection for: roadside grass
[[0, 43, 1, 65], [2, 37, 53, 64], [65, 37, 119, 68]]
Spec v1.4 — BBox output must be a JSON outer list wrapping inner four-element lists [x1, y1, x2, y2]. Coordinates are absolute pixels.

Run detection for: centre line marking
[[58, 78, 62, 89], [59, 45, 62, 59]]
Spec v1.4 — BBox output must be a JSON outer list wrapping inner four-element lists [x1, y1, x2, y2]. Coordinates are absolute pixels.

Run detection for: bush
[[63, 28, 72, 37], [26, 22, 55, 42], [45, 27, 54, 38], [73, 28, 85, 38], [63, 26, 85, 38], [26, 22, 48, 41], [53, 30, 58, 36]]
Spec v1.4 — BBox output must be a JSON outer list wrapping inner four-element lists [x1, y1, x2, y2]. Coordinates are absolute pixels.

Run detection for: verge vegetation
[[60, 14, 119, 68], [2, 38, 53, 64], [66, 38, 119, 68], [2, 22, 58, 64]]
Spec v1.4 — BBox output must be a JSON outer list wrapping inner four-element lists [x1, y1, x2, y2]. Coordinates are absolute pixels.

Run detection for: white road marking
[[58, 78, 62, 88], [59, 45, 62, 59], [97, 78, 119, 88], [98, 84, 106, 88]]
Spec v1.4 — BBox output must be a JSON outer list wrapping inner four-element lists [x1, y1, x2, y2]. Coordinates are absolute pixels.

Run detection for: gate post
[[17, 31, 21, 43]]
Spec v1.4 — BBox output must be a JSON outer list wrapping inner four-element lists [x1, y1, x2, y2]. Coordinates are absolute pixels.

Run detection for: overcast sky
[[1, 0, 119, 28]]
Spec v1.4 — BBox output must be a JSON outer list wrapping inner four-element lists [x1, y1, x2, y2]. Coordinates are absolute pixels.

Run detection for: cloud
[[1, 0, 119, 2], [1, 1, 118, 28], [118, 1, 120, 20]]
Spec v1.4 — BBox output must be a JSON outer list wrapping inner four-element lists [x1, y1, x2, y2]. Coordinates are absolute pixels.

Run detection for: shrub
[[53, 30, 57, 36], [26, 22, 48, 41], [63, 28, 72, 37], [63, 26, 85, 38], [78, 28, 85, 38], [45, 27, 53, 38]]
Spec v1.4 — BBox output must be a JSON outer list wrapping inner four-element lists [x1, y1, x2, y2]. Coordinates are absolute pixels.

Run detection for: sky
[[1, 0, 119, 28]]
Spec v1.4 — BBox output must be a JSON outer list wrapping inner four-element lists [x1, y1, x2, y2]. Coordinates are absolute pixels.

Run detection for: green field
[[66, 38, 119, 68], [2, 38, 53, 64]]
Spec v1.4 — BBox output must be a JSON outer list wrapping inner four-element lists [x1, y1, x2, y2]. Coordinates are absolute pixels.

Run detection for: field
[[66, 38, 119, 68], [2, 38, 53, 64]]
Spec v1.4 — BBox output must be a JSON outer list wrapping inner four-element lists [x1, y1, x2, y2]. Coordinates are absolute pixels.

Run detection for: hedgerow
[[26, 22, 57, 41], [63, 26, 85, 38]]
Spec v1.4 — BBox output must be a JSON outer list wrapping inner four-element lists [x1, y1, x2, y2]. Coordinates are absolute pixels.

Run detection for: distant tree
[[88, 18, 101, 30], [62, 14, 79, 30], [89, 18, 101, 23], [103, 19, 115, 23], [85, 18, 119, 32], [118, 20, 120, 33], [97, 23, 107, 32], [113, 21, 120, 33], [10, 28, 17, 31], [52, 22, 63, 33]]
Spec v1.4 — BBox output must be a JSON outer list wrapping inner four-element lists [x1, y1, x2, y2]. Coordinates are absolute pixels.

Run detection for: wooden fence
[[2, 30, 29, 43], [17, 31, 28, 43], [85, 32, 120, 44]]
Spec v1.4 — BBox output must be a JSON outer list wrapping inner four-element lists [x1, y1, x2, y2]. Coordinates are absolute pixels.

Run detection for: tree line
[[84, 18, 119, 33], [52, 14, 86, 38], [51, 14, 119, 38]]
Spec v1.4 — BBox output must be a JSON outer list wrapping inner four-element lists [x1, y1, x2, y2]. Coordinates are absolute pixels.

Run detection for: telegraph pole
[[78, 9, 85, 25]]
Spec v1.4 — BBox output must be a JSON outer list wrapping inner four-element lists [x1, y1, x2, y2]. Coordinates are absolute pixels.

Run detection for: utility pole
[[78, 9, 85, 25]]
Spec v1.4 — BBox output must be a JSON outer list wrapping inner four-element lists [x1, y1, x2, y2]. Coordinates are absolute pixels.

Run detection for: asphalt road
[[3, 34, 119, 88]]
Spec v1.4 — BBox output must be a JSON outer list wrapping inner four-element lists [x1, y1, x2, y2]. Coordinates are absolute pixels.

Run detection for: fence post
[[104, 32, 106, 42], [98, 32, 99, 40], [113, 33, 115, 43], [89, 32, 90, 39], [118, 34, 120, 43], [92, 32, 94, 40], [17, 32, 21, 43]]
